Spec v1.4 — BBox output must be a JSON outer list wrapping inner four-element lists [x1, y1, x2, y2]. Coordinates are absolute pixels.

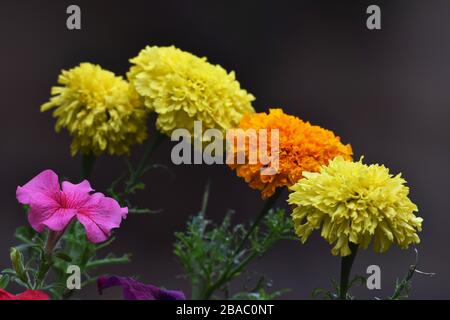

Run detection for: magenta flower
[[97, 276, 186, 300], [16, 169, 127, 243]]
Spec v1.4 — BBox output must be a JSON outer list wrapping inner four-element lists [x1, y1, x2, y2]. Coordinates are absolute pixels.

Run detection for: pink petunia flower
[[16, 170, 128, 243]]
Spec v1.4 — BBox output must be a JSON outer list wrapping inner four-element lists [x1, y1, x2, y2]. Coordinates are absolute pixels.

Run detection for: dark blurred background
[[1, 0, 449, 299]]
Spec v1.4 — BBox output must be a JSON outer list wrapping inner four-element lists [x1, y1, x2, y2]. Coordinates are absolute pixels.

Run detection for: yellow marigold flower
[[41, 63, 148, 156], [288, 157, 423, 257], [228, 108, 353, 199], [127, 46, 255, 136]]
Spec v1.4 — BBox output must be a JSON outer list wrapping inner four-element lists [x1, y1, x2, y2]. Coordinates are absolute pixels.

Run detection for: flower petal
[[27, 202, 65, 233], [15, 290, 50, 300], [39, 208, 77, 232], [76, 193, 127, 243], [0, 289, 16, 300], [16, 169, 60, 205], [60, 180, 94, 210], [97, 276, 185, 300], [62, 180, 94, 195], [0, 289, 49, 300], [76, 214, 110, 243]]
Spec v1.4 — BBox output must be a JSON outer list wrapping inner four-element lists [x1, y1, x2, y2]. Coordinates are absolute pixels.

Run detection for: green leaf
[[10, 247, 28, 284], [349, 275, 366, 289], [389, 248, 435, 300], [174, 205, 293, 299], [0, 275, 10, 289], [0, 269, 16, 278], [45, 220, 131, 298], [14, 226, 38, 245], [55, 252, 72, 262], [13, 277, 29, 288], [133, 182, 146, 191]]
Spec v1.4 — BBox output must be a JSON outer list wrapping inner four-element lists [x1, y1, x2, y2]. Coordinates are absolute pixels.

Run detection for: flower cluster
[[41, 63, 148, 156], [228, 108, 353, 199], [288, 157, 423, 256], [127, 46, 255, 137], [4, 44, 424, 301]]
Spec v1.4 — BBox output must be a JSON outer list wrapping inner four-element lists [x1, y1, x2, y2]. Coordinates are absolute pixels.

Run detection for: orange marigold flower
[[228, 108, 353, 199]]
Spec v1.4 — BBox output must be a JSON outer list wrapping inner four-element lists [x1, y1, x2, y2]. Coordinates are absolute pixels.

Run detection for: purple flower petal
[[97, 276, 185, 300]]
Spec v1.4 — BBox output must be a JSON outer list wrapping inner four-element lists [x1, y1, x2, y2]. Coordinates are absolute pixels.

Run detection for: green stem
[[339, 242, 359, 300], [125, 131, 165, 193], [234, 188, 283, 255], [190, 182, 211, 300], [390, 265, 416, 300], [85, 255, 131, 270], [200, 188, 283, 300], [44, 230, 65, 254], [81, 152, 96, 179], [199, 180, 211, 217], [191, 279, 206, 301], [63, 276, 99, 300], [35, 230, 65, 289], [227, 230, 279, 281], [35, 255, 51, 289]]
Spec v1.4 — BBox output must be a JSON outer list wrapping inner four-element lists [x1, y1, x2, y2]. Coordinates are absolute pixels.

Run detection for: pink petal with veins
[[16, 170, 127, 243]]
